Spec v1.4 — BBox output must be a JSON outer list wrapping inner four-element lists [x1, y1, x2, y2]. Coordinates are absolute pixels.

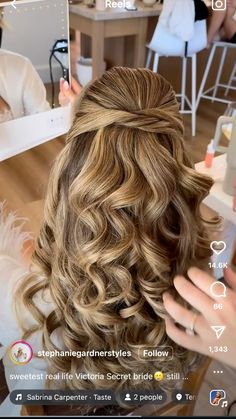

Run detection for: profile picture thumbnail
[[210, 389, 226, 406], [8, 340, 33, 365]]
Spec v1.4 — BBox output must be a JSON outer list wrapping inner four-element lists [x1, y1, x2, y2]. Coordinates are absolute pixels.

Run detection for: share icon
[[211, 326, 226, 339]]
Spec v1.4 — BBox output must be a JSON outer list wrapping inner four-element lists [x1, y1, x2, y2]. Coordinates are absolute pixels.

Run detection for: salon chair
[[146, 20, 207, 137], [225, 61, 236, 97], [196, 41, 236, 108]]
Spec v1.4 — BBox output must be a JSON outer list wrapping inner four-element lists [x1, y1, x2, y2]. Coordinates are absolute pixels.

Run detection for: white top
[[158, 0, 195, 42], [0, 49, 50, 121]]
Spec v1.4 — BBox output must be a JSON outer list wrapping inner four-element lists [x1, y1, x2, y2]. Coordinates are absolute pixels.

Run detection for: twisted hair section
[[16, 67, 216, 393]]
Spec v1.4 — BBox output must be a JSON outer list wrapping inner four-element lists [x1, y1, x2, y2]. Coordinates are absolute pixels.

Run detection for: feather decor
[[0, 202, 32, 262]]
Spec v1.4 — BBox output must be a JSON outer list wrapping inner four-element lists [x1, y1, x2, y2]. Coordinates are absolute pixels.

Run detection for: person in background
[[0, 15, 50, 123], [0, 49, 51, 122], [207, 0, 236, 46]]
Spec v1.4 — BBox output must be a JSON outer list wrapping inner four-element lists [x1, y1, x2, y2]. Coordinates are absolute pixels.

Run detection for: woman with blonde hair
[[0, 67, 214, 415]]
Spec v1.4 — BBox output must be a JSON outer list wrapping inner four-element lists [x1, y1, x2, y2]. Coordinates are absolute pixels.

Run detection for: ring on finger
[[186, 312, 198, 336]]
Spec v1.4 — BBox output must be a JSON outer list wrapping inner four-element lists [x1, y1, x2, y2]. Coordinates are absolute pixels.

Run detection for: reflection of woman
[[0, 68, 215, 415], [0, 49, 50, 122], [0, 17, 50, 123]]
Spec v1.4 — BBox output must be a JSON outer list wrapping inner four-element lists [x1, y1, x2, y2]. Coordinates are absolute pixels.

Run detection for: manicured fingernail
[[63, 80, 69, 90], [174, 275, 185, 287], [163, 292, 170, 302]]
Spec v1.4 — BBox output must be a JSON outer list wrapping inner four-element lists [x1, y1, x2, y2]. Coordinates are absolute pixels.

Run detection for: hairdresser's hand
[[59, 77, 82, 107], [163, 267, 236, 369]]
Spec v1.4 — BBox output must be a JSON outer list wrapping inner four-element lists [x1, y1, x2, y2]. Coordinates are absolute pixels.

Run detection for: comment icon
[[210, 281, 226, 298]]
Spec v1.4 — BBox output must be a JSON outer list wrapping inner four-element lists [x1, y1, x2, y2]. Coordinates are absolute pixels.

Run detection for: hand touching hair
[[17, 67, 214, 394]]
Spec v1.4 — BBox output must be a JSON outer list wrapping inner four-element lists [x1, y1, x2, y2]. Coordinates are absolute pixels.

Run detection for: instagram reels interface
[[0, 0, 236, 417]]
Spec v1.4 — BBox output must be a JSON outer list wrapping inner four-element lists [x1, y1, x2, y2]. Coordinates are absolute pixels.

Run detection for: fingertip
[[187, 266, 201, 277], [224, 266, 236, 288], [162, 293, 174, 311], [63, 80, 70, 90], [165, 317, 173, 329], [162, 292, 170, 301], [173, 275, 186, 289], [71, 79, 82, 96], [224, 266, 233, 274], [187, 266, 209, 283], [165, 317, 176, 337], [188, 266, 214, 286]]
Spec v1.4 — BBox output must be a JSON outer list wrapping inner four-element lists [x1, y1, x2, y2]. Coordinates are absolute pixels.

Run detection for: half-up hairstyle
[[16, 67, 215, 394]]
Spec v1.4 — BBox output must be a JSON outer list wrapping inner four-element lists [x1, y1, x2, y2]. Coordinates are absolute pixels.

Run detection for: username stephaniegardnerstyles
[[37, 349, 132, 358], [37, 347, 172, 360]]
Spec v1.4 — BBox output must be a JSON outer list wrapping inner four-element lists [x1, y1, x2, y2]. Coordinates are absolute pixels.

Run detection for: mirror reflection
[[0, 0, 69, 124]]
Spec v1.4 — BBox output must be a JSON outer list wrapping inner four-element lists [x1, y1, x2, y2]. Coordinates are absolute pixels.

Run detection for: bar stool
[[225, 61, 236, 96], [196, 41, 236, 109], [146, 20, 207, 137]]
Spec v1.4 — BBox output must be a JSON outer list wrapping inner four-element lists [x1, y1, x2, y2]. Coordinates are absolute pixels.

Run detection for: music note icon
[[15, 394, 23, 401], [222, 400, 228, 408]]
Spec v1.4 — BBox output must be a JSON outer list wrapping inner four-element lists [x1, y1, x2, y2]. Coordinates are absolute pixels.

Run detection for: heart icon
[[210, 241, 226, 255]]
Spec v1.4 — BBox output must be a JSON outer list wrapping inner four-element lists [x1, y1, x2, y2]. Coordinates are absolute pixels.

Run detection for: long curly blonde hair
[[17, 67, 214, 394]]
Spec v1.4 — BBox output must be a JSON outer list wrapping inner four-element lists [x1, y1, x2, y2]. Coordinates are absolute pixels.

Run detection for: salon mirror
[[0, 0, 69, 120], [0, 0, 71, 161]]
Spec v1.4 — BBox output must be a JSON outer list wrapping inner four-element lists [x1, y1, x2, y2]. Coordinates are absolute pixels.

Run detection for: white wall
[[1, 0, 69, 83]]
